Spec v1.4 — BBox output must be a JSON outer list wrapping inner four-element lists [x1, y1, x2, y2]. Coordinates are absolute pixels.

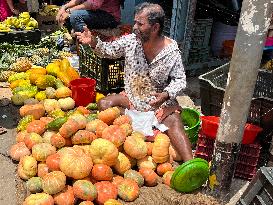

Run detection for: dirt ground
[[0, 78, 248, 205]]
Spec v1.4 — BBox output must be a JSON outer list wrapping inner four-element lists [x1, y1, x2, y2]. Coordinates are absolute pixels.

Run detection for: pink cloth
[[86, 0, 121, 22], [0, 0, 12, 21]]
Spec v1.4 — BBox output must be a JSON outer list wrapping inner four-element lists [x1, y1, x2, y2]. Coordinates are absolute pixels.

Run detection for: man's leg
[[162, 112, 193, 162], [98, 94, 131, 113]]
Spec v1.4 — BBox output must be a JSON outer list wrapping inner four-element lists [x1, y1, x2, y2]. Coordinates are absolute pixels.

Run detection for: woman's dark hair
[[135, 2, 165, 35]]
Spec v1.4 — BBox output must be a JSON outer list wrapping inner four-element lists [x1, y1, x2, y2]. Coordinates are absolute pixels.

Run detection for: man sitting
[[76, 2, 193, 162]]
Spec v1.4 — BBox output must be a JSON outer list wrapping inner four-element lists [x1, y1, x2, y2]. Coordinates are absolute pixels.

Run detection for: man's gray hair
[[135, 2, 165, 35]]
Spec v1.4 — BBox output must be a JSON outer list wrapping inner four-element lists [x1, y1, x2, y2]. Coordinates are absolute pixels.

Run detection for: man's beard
[[133, 29, 151, 43]]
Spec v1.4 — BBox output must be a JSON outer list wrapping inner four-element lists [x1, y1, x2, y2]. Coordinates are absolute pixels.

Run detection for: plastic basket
[[79, 45, 124, 93]]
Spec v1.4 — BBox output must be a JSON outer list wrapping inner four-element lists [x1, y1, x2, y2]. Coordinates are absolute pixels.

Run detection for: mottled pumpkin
[[42, 171, 66, 195], [86, 119, 104, 133], [73, 180, 97, 201], [152, 133, 170, 163], [16, 131, 29, 143], [101, 125, 127, 147], [31, 143, 56, 161], [139, 168, 158, 187], [113, 115, 132, 125], [59, 147, 93, 179], [124, 170, 144, 187], [95, 121, 108, 137], [23, 193, 54, 205], [24, 132, 43, 149], [156, 162, 173, 176], [112, 176, 124, 187], [118, 179, 140, 201], [39, 117, 54, 126], [90, 139, 118, 166], [119, 123, 133, 136], [71, 130, 96, 145], [46, 153, 60, 171], [95, 181, 118, 205], [76, 106, 91, 115], [26, 120, 46, 135], [59, 119, 79, 138], [162, 171, 174, 187], [98, 107, 120, 125], [26, 177, 43, 193], [69, 114, 87, 129], [124, 135, 147, 159], [9, 142, 31, 161], [18, 156, 38, 180], [137, 156, 157, 171], [91, 164, 113, 181], [53, 185, 75, 205], [113, 152, 131, 175], [50, 133, 66, 148], [37, 163, 49, 177]]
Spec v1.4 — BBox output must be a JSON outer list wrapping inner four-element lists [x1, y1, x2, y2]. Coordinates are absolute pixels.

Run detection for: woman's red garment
[[0, 0, 12, 21]]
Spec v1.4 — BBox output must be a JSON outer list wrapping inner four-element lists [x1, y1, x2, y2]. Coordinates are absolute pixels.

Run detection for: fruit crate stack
[[187, 19, 213, 64], [199, 63, 273, 168]]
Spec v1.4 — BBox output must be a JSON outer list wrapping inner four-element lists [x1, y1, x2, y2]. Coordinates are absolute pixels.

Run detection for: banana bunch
[[39, 5, 59, 16], [0, 23, 11, 32], [2, 12, 38, 31]]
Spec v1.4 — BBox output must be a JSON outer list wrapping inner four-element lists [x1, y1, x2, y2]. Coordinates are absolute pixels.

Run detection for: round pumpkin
[[69, 114, 87, 130], [118, 179, 140, 201], [73, 180, 97, 201], [152, 133, 170, 163], [31, 143, 56, 161], [90, 139, 118, 166], [42, 171, 66, 195], [71, 130, 96, 145], [113, 115, 132, 125], [124, 135, 147, 159], [9, 142, 31, 161], [95, 121, 108, 137], [119, 123, 133, 136], [86, 119, 104, 133], [139, 168, 158, 187], [42, 131, 56, 144], [53, 185, 75, 205], [124, 170, 144, 187], [104, 199, 123, 205], [26, 120, 46, 135], [101, 125, 127, 147], [59, 147, 93, 179], [37, 163, 49, 177], [91, 164, 113, 181], [112, 176, 124, 187], [137, 156, 157, 171], [18, 156, 37, 180], [16, 131, 29, 143], [40, 117, 54, 126], [26, 177, 43, 193], [46, 153, 60, 171], [23, 193, 54, 205], [95, 181, 118, 205], [50, 133, 66, 148], [24, 133, 43, 149], [156, 162, 173, 176], [146, 142, 153, 156], [98, 107, 120, 125], [59, 119, 79, 138], [162, 171, 174, 187], [79, 201, 94, 205], [113, 152, 131, 175]]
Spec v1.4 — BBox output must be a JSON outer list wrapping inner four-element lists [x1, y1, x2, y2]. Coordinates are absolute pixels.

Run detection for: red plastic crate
[[234, 169, 257, 180], [235, 163, 257, 174]]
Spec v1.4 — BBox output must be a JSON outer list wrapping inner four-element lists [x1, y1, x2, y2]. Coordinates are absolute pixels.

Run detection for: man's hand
[[59, 12, 69, 26], [149, 92, 169, 108], [76, 26, 98, 47], [56, 6, 66, 24]]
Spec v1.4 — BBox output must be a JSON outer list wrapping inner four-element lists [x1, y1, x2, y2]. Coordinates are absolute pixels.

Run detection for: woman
[[56, 0, 122, 32], [0, 0, 19, 21]]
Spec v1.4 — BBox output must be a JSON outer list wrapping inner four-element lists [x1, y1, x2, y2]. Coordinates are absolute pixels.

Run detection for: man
[[76, 2, 193, 162], [56, 0, 122, 32]]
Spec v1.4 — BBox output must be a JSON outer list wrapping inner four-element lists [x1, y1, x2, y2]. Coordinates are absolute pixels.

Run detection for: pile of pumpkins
[[9, 99, 183, 204]]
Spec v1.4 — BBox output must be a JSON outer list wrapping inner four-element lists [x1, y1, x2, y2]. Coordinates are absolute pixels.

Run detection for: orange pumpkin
[[139, 168, 158, 187], [146, 142, 153, 156], [32, 143, 56, 161], [53, 185, 75, 205], [104, 199, 123, 205], [137, 156, 157, 170], [59, 119, 79, 138], [152, 133, 170, 163], [73, 180, 97, 201], [113, 152, 131, 175], [113, 115, 132, 125], [95, 181, 118, 205], [42, 171, 66, 195], [18, 156, 37, 180], [98, 107, 120, 125], [76, 106, 91, 115], [90, 139, 118, 166], [118, 179, 140, 201], [46, 153, 61, 171], [71, 130, 96, 145], [16, 131, 29, 143], [124, 170, 144, 187], [86, 119, 104, 133], [19, 104, 45, 120], [69, 114, 87, 130], [23, 193, 54, 205], [95, 121, 108, 137], [50, 133, 66, 148], [112, 176, 124, 187], [119, 123, 133, 136], [91, 164, 113, 181], [162, 171, 174, 187], [40, 117, 54, 126], [9, 142, 31, 161], [79, 201, 94, 205], [156, 162, 173, 176], [37, 163, 49, 177], [101, 125, 126, 147], [124, 135, 147, 159], [59, 147, 93, 179], [24, 133, 43, 149]]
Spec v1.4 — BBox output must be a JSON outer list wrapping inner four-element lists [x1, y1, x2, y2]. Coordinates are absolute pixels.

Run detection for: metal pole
[[208, 0, 273, 201]]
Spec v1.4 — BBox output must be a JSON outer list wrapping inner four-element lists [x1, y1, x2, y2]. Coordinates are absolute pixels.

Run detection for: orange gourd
[[79, 201, 94, 205], [23, 193, 54, 205], [112, 175, 124, 187], [162, 171, 174, 187], [19, 104, 45, 120], [156, 162, 173, 176], [118, 179, 140, 201], [152, 133, 170, 163], [113, 115, 132, 125], [95, 181, 118, 205], [16, 131, 29, 143], [146, 142, 153, 156], [46, 153, 61, 171], [24, 133, 43, 149], [139, 168, 158, 187], [42, 171, 66, 195], [9, 142, 31, 161], [124, 170, 144, 187], [59, 119, 79, 138], [137, 156, 157, 171], [37, 163, 49, 177], [91, 164, 113, 181], [18, 156, 38, 180], [95, 121, 108, 137], [101, 125, 126, 147], [76, 106, 91, 115], [31, 143, 56, 161], [113, 152, 131, 175], [119, 123, 133, 136], [71, 130, 96, 145], [40, 117, 54, 126], [124, 135, 147, 159], [104, 199, 123, 205], [26, 120, 46, 135], [50, 133, 66, 148], [53, 185, 75, 205], [98, 107, 120, 125], [73, 180, 97, 201]]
